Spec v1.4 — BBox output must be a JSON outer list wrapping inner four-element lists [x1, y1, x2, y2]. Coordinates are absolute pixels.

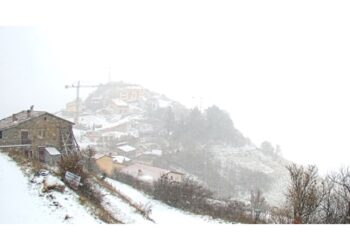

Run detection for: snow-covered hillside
[[105, 178, 224, 224], [0, 152, 223, 224], [211, 145, 289, 205], [58, 81, 290, 207], [0, 153, 100, 224]]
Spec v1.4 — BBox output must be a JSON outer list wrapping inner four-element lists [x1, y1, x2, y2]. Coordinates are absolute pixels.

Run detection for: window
[[0, 130, 2, 139], [38, 129, 46, 139]]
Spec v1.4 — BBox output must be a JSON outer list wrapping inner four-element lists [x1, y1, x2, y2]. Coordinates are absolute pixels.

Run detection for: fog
[[1, 0, 350, 174]]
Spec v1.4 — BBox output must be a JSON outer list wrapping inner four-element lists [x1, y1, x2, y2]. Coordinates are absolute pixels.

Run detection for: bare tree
[[250, 189, 267, 223], [58, 152, 82, 176], [328, 167, 350, 223], [286, 164, 325, 224], [81, 146, 96, 172], [269, 205, 293, 224]]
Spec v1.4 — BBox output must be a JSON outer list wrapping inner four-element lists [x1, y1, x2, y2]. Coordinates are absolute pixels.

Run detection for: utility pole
[[65, 81, 101, 125]]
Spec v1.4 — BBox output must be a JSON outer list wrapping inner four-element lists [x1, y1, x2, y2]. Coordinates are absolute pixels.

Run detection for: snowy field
[[0, 153, 100, 224]]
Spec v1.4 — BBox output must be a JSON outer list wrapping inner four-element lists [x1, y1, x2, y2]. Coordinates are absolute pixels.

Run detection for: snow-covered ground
[[0, 152, 226, 224], [0, 153, 101, 224], [105, 178, 225, 224]]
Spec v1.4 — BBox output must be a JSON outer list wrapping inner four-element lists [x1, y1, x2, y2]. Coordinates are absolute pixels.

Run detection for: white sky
[[1, 0, 350, 174]]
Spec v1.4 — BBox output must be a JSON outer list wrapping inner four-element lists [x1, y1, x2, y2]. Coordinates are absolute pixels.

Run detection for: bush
[[153, 176, 213, 211], [58, 152, 85, 177]]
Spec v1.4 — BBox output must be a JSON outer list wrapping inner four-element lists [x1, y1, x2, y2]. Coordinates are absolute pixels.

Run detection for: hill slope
[[0, 153, 100, 224], [60, 81, 290, 206], [0, 152, 222, 223]]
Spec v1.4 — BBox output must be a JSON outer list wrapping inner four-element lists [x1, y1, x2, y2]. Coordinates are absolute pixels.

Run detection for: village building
[[110, 98, 129, 114], [112, 155, 131, 166], [117, 144, 136, 158], [118, 86, 145, 103], [93, 153, 132, 176], [64, 99, 84, 116], [93, 153, 114, 176], [118, 163, 185, 183], [0, 106, 79, 163]]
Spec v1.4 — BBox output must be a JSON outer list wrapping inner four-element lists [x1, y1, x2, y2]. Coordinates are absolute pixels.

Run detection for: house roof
[[165, 170, 185, 176], [118, 145, 136, 152], [45, 147, 61, 156], [112, 155, 131, 164], [0, 109, 74, 130], [93, 153, 111, 160], [143, 149, 162, 156], [119, 163, 170, 182]]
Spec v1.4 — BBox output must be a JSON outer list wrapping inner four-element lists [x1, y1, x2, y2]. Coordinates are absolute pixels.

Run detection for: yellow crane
[[65, 81, 101, 124]]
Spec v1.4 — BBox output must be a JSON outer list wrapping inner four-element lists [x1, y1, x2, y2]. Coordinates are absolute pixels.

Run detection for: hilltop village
[[0, 81, 290, 224]]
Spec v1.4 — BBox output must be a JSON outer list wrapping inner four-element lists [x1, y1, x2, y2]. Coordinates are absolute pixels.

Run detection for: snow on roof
[[93, 153, 110, 160], [0, 110, 75, 131], [112, 98, 128, 107], [118, 145, 136, 152], [0, 110, 44, 130], [113, 155, 131, 164], [119, 163, 170, 182], [96, 114, 141, 131], [144, 149, 162, 156], [45, 147, 61, 156]]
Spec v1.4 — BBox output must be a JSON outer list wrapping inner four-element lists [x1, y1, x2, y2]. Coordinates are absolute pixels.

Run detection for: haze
[[1, 0, 350, 174]]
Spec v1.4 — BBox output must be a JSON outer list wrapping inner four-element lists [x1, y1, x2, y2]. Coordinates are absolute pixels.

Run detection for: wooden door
[[38, 147, 45, 162]]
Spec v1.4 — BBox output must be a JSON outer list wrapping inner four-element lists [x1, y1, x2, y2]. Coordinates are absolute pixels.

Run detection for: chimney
[[12, 114, 17, 122], [27, 105, 34, 118]]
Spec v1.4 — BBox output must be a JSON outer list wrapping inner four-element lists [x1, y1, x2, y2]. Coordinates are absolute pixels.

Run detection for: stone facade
[[0, 111, 76, 160]]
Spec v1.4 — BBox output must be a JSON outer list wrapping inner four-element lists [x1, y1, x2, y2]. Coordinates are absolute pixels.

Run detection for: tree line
[[148, 105, 250, 147], [276, 164, 350, 224]]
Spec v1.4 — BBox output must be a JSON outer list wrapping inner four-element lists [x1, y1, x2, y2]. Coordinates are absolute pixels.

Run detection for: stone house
[[0, 107, 78, 161]]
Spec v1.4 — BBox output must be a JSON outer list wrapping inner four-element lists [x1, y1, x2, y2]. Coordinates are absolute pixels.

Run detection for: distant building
[[111, 155, 131, 172], [112, 155, 131, 166], [117, 144, 136, 158], [0, 106, 79, 161], [119, 86, 145, 103], [118, 163, 185, 183], [64, 99, 84, 116], [93, 153, 114, 176], [110, 98, 129, 114]]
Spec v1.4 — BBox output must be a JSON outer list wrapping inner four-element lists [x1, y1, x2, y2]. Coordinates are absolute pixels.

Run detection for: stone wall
[[0, 113, 73, 158]]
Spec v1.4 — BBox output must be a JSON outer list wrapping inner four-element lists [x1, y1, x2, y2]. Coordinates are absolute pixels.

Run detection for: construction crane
[[65, 81, 101, 125]]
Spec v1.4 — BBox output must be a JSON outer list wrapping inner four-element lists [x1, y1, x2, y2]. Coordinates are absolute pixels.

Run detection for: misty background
[[1, 0, 350, 174]]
